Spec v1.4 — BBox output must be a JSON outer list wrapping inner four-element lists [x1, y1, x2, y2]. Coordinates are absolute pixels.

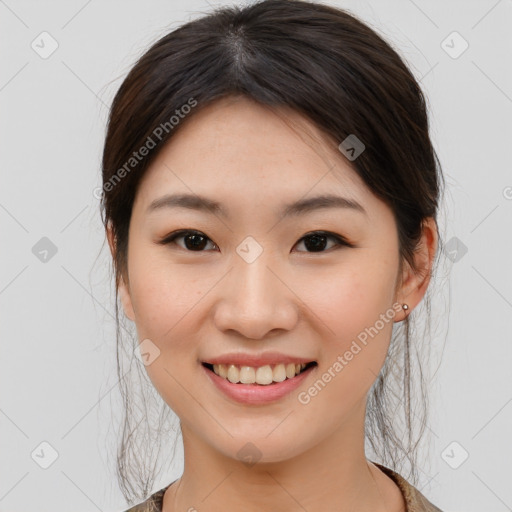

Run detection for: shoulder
[[120, 469, 444, 512], [120, 481, 174, 512], [372, 462, 444, 512]]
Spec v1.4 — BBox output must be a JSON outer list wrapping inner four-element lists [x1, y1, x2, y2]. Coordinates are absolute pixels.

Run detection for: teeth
[[212, 363, 309, 385]]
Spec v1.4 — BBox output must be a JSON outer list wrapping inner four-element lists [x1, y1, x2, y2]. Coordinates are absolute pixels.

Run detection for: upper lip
[[202, 352, 316, 367]]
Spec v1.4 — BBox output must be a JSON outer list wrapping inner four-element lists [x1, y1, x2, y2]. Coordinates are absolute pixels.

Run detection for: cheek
[[126, 259, 208, 412], [297, 256, 397, 337], [297, 255, 397, 387], [127, 247, 207, 340]]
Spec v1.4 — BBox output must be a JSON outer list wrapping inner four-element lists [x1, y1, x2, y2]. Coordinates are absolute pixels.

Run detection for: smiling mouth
[[202, 361, 317, 385]]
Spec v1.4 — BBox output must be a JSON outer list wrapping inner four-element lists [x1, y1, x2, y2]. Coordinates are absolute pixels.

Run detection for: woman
[[100, 1, 446, 510]]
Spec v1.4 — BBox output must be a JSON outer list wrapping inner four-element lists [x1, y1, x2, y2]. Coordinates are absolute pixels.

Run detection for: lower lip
[[201, 363, 317, 405]]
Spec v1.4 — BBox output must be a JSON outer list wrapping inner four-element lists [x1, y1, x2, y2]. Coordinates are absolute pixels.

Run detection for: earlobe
[[118, 276, 136, 322], [106, 222, 117, 261], [106, 223, 136, 322], [395, 217, 438, 321]]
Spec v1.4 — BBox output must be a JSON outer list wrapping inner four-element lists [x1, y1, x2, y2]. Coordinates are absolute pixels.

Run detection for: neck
[[163, 400, 405, 512]]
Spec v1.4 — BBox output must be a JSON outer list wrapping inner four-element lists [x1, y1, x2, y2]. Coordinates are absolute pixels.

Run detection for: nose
[[212, 254, 299, 340]]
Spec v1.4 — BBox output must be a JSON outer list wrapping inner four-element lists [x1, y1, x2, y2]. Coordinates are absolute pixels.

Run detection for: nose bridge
[[231, 233, 279, 302]]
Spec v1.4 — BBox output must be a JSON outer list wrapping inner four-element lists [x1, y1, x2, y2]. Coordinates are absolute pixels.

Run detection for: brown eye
[[159, 229, 352, 253], [160, 230, 217, 251], [294, 231, 351, 253]]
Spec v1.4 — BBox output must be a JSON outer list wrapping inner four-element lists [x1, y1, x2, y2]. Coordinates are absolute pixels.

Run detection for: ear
[[395, 217, 438, 322], [106, 223, 135, 322]]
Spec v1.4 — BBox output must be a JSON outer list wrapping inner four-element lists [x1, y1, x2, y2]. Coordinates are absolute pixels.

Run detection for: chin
[[206, 431, 313, 466]]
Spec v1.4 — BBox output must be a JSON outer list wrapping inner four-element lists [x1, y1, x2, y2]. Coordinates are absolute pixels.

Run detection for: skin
[[107, 95, 437, 512]]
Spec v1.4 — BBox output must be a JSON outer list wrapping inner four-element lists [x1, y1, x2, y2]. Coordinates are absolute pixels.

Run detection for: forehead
[[134, 96, 372, 213]]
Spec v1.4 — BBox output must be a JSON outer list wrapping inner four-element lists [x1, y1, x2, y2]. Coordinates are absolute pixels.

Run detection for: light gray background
[[1, 0, 511, 511]]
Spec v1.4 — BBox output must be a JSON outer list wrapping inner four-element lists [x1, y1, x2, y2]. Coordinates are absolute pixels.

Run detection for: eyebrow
[[146, 193, 367, 218]]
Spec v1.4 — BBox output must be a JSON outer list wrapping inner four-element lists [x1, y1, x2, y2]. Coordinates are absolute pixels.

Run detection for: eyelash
[[158, 229, 354, 253]]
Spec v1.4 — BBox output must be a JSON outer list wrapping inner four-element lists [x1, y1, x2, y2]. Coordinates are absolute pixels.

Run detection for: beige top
[[124, 462, 443, 512]]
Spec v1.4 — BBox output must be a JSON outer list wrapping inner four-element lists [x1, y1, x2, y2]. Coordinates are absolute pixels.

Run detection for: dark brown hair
[[99, 0, 446, 504]]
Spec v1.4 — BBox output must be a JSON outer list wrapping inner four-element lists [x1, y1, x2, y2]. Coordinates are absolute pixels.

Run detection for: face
[[112, 95, 429, 465]]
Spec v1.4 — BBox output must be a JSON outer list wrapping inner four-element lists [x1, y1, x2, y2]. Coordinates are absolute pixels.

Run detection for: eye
[[159, 229, 218, 252], [293, 231, 352, 253], [158, 229, 353, 253]]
